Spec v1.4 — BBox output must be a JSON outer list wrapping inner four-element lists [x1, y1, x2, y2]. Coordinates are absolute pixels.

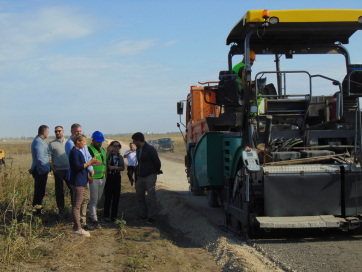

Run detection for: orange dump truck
[[180, 84, 220, 194]]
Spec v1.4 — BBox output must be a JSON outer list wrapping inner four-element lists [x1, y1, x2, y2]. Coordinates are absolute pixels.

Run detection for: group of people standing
[[29, 124, 161, 237]]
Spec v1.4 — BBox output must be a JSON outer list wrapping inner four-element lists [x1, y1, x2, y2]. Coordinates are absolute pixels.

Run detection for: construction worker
[[88, 131, 107, 229], [232, 50, 256, 92], [232, 50, 262, 115]]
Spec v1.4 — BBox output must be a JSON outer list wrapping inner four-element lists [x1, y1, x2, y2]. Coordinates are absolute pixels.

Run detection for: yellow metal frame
[[244, 9, 362, 23]]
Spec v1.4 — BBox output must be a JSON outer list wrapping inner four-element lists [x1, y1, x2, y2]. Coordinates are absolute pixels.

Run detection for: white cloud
[[0, 6, 93, 61], [162, 39, 179, 48], [102, 39, 157, 57], [46, 56, 113, 72]]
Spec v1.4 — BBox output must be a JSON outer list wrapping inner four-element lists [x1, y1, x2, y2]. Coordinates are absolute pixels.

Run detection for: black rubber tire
[[206, 190, 220, 207], [191, 189, 205, 196]]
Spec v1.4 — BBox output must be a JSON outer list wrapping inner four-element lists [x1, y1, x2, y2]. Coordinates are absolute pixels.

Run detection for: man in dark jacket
[[132, 132, 161, 222]]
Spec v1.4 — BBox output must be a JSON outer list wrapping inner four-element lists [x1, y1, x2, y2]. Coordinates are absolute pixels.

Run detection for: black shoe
[[133, 216, 147, 221], [92, 221, 102, 229], [83, 225, 94, 231], [58, 209, 66, 215], [33, 209, 43, 216]]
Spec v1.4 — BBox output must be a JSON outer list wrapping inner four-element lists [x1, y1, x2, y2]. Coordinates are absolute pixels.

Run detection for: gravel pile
[[158, 190, 283, 272]]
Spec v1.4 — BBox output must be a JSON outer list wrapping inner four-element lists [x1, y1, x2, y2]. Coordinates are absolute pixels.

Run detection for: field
[[0, 138, 221, 271]]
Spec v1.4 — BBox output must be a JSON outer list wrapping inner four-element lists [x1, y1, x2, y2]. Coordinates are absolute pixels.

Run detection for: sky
[[1, 1, 362, 138]]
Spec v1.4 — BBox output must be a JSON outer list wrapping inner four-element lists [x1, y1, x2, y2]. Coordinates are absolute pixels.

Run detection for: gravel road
[[156, 152, 362, 272], [156, 153, 282, 271]]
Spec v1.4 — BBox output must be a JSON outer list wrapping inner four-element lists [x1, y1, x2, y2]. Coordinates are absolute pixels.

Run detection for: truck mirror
[[177, 101, 184, 115]]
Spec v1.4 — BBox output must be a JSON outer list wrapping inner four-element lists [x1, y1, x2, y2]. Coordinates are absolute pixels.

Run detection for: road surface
[[157, 152, 362, 272]]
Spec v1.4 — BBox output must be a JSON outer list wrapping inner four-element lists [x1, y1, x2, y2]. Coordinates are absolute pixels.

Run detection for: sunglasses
[[112, 145, 121, 148], [55, 130, 62, 133]]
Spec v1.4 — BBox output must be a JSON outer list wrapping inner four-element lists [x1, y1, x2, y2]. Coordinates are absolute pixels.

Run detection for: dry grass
[[0, 140, 219, 272], [0, 141, 67, 270]]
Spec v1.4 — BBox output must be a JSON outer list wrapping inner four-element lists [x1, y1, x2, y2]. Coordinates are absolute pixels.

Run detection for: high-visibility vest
[[249, 93, 263, 116], [232, 62, 245, 92], [233, 62, 262, 115], [88, 145, 107, 178]]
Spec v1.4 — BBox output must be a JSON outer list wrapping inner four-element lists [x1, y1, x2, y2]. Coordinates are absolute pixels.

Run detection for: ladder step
[[256, 215, 340, 228]]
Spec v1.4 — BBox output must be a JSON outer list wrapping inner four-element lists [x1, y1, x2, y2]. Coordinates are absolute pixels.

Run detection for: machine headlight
[[270, 17, 279, 24]]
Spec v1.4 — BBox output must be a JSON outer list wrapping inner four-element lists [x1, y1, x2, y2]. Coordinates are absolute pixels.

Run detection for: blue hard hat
[[92, 131, 105, 142]]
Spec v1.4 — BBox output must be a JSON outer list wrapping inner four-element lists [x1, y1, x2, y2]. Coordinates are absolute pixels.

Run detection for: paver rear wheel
[[206, 190, 220, 207]]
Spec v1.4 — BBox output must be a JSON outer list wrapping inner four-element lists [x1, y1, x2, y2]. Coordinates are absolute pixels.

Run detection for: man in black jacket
[[132, 132, 161, 222]]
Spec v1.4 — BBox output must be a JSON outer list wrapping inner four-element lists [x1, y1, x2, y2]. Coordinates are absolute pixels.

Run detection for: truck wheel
[[191, 189, 204, 196], [206, 190, 220, 207], [189, 161, 204, 196]]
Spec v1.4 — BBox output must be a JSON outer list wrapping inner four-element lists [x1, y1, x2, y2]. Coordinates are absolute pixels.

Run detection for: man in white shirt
[[123, 143, 137, 186]]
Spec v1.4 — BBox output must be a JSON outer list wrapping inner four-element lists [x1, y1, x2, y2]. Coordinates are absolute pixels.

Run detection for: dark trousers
[[54, 169, 73, 212], [135, 174, 157, 219], [104, 174, 121, 218], [127, 166, 137, 183], [32, 168, 48, 209]]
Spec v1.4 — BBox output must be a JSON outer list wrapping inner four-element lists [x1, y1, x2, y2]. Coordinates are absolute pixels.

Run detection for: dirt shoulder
[[13, 183, 221, 272], [6, 142, 282, 272]]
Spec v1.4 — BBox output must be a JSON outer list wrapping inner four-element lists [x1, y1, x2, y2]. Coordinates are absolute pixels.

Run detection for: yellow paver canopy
[[227, 9, 362, 48]]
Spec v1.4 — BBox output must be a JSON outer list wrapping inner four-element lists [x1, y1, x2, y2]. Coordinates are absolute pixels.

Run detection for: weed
[[115, 214, 127, 240], [127, 253, 149, 271]]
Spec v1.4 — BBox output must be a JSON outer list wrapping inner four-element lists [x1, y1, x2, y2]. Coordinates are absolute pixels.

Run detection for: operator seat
[[342, 70, 362, 96], [341, 70, 362, 122], [216, 71, 239, 106], [262, 83, 277, 98]]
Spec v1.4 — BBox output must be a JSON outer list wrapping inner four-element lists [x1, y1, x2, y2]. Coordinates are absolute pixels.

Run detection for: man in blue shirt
[[29, 125, 50, 215]]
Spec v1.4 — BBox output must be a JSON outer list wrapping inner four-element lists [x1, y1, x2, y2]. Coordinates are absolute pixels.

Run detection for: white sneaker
[[73, 228, 90, 237]]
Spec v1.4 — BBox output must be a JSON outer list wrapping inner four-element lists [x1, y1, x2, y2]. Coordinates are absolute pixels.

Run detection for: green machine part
[[193, 132, 244, 188]]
